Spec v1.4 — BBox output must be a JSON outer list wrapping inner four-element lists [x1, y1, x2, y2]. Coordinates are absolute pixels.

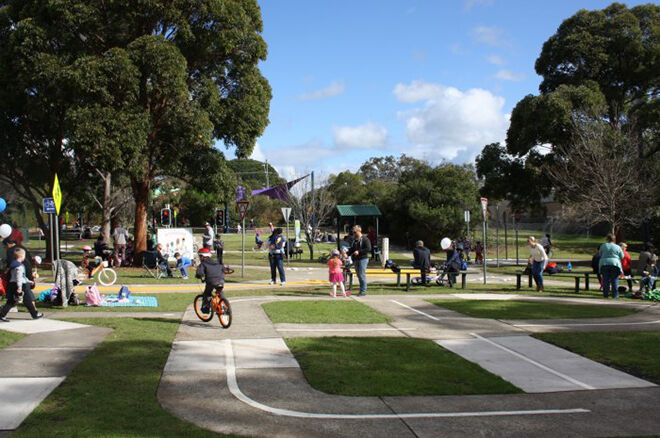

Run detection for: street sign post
[[51, 174, 63, 262], [281, 208, 292, 265], [52, 174, 62, 215], [480, 197, 488, 284], [236, 201, 250, 277], [43, 198, 56, 214], [464, 210, 470, 239]]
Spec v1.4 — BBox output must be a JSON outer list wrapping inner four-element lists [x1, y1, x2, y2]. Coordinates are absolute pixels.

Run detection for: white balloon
[[0, 224, 12, 238], [34, 256, 42, 265], [440, 237, 452, 250]]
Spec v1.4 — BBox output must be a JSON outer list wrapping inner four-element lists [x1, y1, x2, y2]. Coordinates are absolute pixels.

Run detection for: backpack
[[85, 285, 102, 306], [50, 286, 63, 306], [68, 293, 80, 306], [117, 285, 131, 300], [460, 260, 468, 271]]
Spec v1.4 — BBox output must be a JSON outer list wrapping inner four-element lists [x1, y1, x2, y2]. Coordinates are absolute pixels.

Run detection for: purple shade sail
[[250, 175, 309, 200]]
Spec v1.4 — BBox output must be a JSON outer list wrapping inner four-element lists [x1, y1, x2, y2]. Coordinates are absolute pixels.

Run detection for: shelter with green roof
[[335, 204, 382, 250]]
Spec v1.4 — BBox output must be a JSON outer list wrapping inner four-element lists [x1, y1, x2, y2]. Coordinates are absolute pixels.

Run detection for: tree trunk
[[101, 172, 112, 244], [132, 178, 150, 266]]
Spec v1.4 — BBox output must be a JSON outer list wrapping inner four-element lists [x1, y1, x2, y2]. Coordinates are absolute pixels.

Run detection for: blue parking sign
[[43, 197, 56, 214]]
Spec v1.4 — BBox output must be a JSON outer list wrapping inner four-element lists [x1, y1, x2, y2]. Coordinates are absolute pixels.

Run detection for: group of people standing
[[594, 237, 658, 298]]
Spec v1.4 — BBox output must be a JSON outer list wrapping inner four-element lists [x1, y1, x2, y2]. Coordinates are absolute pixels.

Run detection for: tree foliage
[[328, 156, 479, 249], [0, 0, 271, 261], [475, 143, 551, 212], [507, 3, 659, 158]]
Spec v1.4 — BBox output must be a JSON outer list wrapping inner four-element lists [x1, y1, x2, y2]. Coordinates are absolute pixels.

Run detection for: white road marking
[[469, 333, 595, 390], [223, 340, 589, 419], [513, 319, 660, 328], [276, 328, 416, 332], [390, 300, 440, 321]]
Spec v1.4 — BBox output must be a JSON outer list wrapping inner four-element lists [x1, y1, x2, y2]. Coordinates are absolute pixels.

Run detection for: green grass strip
[[13, 317, 237, 438], [286, 337, 521, 396], [0, 329, 26, 349], [428, 299, 638, 319], [534, 331, 660, 385], [262, 300, 391, 324]]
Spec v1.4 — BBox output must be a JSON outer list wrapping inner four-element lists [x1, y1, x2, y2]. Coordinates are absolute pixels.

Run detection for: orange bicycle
[[193, 285, 232, 328]]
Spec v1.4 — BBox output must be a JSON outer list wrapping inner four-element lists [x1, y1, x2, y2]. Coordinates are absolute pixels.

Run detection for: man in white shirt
[[527, 236, 549, 292], [112, 224, 129, 264], [203, 223, 214, 250]]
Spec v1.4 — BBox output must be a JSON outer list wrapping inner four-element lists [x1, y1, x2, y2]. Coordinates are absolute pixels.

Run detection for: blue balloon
[[0, 198, 5, 213]]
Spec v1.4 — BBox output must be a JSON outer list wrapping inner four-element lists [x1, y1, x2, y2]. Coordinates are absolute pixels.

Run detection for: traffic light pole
[[241, 216, 245, 278]]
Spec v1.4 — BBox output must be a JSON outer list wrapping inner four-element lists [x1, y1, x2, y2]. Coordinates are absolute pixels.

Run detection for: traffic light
[[215, 209, 224, 227], [161, 208, 171, 227]]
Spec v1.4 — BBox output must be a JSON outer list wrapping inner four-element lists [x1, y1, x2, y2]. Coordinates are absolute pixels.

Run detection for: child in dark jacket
[[0, 248, 43, 321], [195, 249, 225, 312]]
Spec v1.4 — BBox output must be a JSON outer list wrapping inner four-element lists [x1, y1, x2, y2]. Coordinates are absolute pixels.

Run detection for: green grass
[[13, 317, 236, 438], [534, 331, 660, 384], [262, 300, 391, 324], [427, 299, 639, 319], [0, 329, 26, 349], [286, 337, 522, 396]]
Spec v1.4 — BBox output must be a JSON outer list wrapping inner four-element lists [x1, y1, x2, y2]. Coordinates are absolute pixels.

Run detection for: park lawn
[[262, 300, 391, 324], [0, 330, 26, 349], [286, 337, 522, 396], [36, 266, 266, 285], [12, 317, 237, 438], [534, 331, 660, 384], [427, 299, 639, 319]]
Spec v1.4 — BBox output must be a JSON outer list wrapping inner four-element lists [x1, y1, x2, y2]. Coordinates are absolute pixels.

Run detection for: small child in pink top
[[327, 249, 349, 297]]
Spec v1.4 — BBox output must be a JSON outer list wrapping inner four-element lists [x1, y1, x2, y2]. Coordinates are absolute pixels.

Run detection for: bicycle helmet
[[198, 248, 212, 257], [81, 245, 92, 251]]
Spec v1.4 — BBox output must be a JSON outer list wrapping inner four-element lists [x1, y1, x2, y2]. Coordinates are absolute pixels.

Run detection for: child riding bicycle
[[195, 248, 225, 313]]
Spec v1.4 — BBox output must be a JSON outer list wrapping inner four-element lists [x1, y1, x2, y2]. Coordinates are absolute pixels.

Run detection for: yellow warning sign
[[52, 174, 62, 215]]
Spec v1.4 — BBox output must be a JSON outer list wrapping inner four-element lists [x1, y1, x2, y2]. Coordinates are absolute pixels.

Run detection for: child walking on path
[[1, 248, 43, 321], [327, 249, 349, 297]]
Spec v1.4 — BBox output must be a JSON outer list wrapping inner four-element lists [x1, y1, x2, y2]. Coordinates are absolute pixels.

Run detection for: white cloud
[[471, 26, 508, 47], [333, 123, 388, 149], [249, 143, 265, 161], [486, 54, 506, 65], [264, 139, 334, 172], [464, 0, 493, 11], [393, 80, 509, 161], [393, 81, 446, 103], [495, 69, 525, 81], [299, 80, 346, 101], [450, 43, 466, 55]]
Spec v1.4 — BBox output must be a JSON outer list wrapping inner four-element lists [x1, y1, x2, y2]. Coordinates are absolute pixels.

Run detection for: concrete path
[[158, 294, 660, 437], [0, 316, 111, 434]]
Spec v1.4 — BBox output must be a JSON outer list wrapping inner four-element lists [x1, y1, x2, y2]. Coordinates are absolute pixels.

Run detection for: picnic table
[[343, 267, 468, 291]]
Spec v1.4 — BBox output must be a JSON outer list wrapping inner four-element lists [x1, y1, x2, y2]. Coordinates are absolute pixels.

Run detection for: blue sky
[[232, 0, 648, 180]]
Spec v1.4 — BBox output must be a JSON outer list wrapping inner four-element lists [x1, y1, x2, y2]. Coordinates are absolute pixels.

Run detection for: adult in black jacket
[[412, 240, 431, 285], [350, 225, 371, 296], [196, 249, 225, 312], [3, 238, 34, 281]]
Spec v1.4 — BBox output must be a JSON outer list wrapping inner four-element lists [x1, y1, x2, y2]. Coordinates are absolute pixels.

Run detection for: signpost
[[480, 197, 488, 284], [48, 175, 63, 262], [236, 201, 250, 278], [464, 210, 470, 239], [281, 207, 291, 265]]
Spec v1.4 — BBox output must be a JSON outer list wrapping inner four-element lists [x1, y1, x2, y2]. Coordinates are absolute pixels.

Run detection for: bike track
[[157, 294, 660, 438]]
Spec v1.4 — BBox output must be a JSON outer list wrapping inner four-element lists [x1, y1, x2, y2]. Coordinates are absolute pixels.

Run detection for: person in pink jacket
[[327, 249, 349, 297]]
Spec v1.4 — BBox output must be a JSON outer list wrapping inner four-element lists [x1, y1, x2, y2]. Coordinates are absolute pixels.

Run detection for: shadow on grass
[[14, 317, 234, 438]]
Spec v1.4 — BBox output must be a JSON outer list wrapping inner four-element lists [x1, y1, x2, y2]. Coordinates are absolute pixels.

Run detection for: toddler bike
[[193, 285, 232, 328]]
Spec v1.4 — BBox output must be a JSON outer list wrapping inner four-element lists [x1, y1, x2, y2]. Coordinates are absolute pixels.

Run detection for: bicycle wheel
[[216, 298, 232, 329], [97, 268, 117, 286], [193, 295, 214, 322]]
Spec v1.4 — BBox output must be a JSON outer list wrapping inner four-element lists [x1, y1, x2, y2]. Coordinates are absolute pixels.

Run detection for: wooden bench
[[342, 268, 468, 291], [514, 271, 593, 293]]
